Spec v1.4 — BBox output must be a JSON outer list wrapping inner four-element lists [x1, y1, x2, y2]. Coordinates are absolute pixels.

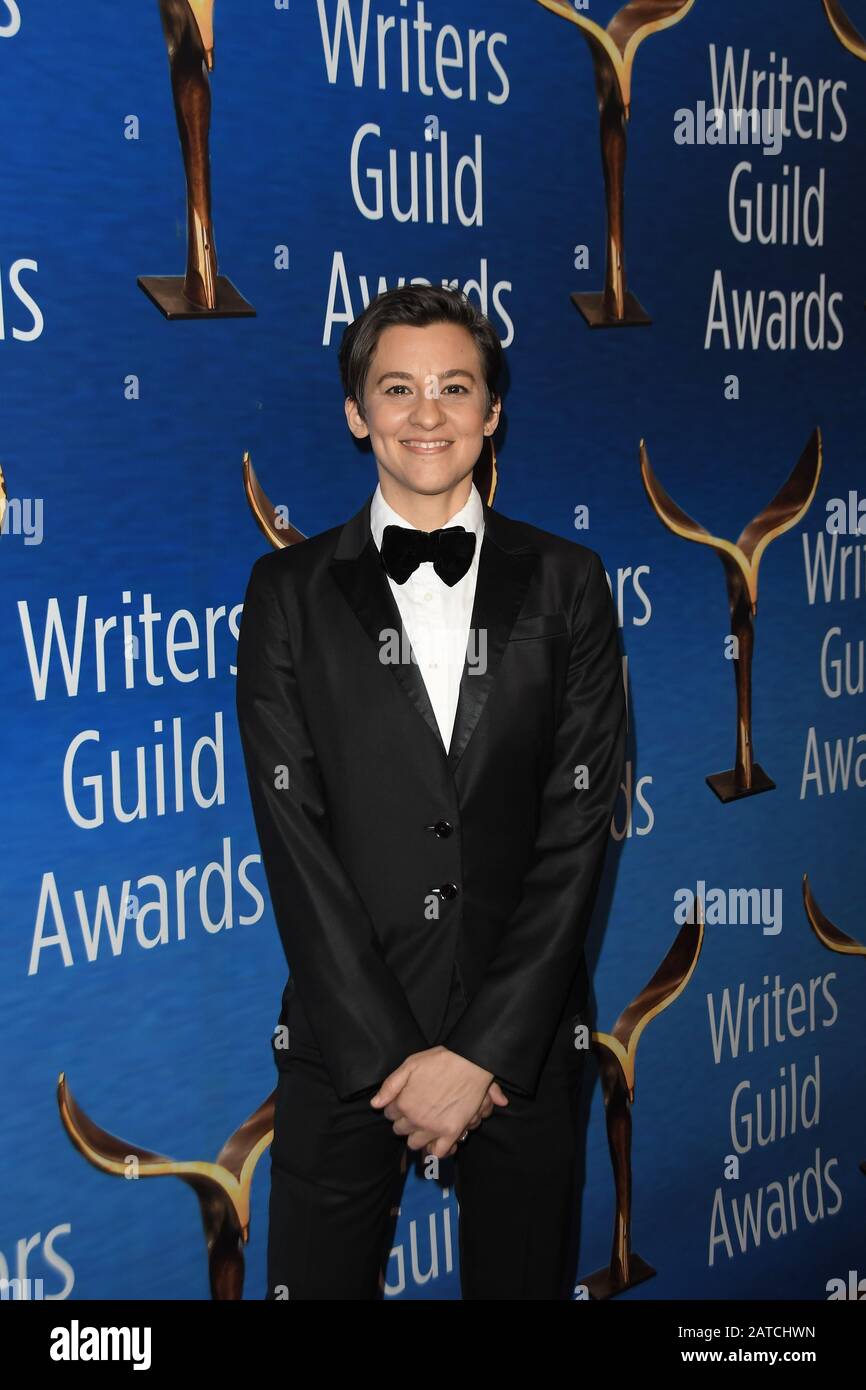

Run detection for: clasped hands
[[370, 1046, 509, 1157]]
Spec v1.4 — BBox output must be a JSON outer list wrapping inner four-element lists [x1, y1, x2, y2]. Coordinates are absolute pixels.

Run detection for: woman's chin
[[374, 446, 478, 498], [400, 458, 476, 494]]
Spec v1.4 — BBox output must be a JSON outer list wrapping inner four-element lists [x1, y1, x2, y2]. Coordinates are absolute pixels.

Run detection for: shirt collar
[[370, 479, 485, 553]]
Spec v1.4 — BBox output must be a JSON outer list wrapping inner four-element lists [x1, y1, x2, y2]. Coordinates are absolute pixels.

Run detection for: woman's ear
[[344, 395, 369, 439], [484, 397, 502, 435]]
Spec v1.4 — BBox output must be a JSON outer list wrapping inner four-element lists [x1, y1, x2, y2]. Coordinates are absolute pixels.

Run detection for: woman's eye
[[384, 382, 469, 396]]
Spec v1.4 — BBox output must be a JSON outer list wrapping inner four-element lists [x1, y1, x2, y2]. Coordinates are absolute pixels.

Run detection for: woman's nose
[[408, 388, 447, 425]]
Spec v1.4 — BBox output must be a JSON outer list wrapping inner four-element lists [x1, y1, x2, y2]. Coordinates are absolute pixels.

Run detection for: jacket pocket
[[507, 613, 569, 641]]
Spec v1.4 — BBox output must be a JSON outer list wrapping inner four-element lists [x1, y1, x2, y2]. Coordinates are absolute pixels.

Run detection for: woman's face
[[345, 321, 500, 505]]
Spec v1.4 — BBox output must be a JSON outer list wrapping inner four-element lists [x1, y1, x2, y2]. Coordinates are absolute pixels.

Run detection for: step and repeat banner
[[1, 0, 865, 1302]]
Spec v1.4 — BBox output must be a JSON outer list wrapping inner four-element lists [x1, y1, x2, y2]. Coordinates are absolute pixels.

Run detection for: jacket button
[[429, 820, 453, 838], [435, 882, 458, 901]]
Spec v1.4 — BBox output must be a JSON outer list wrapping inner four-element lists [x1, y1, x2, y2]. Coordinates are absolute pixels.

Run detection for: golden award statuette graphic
[[138, 0, 255, 319], [580, 908, 704, 1298], [533, 0, 696, 327], [57, 1074, 274, 1299], [802, 872, 866, 1177], [641, 428, 823, 802], [820, 1, 866, 306], [821, 0, 866, 61], [243, 438, 499, 549], [243, 451, 307, 547]]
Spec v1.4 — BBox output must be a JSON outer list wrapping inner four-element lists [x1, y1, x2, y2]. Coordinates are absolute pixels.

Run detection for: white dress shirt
[[369, 481, 485, 752]]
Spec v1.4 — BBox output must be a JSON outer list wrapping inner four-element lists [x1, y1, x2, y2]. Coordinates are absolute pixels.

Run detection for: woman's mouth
[[400, 439, 453, 454]]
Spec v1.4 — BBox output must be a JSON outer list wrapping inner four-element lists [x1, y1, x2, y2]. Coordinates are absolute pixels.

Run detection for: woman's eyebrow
[[374, 368, 477, 385]]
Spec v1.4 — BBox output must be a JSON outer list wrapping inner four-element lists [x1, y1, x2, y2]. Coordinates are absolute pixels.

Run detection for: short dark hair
[[338, 284, 503, 423]]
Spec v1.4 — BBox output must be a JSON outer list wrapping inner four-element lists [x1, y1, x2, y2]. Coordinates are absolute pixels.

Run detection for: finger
[[488, 1082, 510, 1107], [421, 1141, 457, 1159], [406, 1129, 439, 1151], [465, 1096, 493, 1127], [422, 1135, 458, 1155], [389, 1114, 415, 1137], [426, 1134, 457, 1159], [382, 1101, 409, 1122], [370, 1065, 411, 1108], [417, 1133, 449, 1158]]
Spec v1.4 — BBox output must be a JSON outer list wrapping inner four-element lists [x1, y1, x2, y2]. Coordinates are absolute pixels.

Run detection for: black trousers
[[266, 964, 585, 1300]]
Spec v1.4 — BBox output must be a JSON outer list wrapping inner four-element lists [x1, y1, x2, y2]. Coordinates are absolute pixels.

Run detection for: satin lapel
[[328, 493, 538, 770], [447, 528, 538, 773], [329, 504, 446, 753]]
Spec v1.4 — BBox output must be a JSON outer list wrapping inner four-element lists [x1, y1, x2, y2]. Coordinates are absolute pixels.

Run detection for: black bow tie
[[380, 523, 477, 587]]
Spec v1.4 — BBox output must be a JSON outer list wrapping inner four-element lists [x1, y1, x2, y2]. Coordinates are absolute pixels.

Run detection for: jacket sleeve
[[235, 553, 430, 1102], [442, 549, 626, 1098]]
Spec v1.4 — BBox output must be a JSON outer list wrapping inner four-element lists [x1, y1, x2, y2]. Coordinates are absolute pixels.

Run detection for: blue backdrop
[[1, 0, 865, 1300]]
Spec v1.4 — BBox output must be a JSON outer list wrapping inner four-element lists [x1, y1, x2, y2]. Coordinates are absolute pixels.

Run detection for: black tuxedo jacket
[[235, 492, 626, 1103]]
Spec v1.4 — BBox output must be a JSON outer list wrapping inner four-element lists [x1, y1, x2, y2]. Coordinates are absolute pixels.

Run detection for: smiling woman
[[339, 284, 503, 526], [235, 278, 627, 1301], [379, 365, 481, 462], [339, 283, 503, 419]]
